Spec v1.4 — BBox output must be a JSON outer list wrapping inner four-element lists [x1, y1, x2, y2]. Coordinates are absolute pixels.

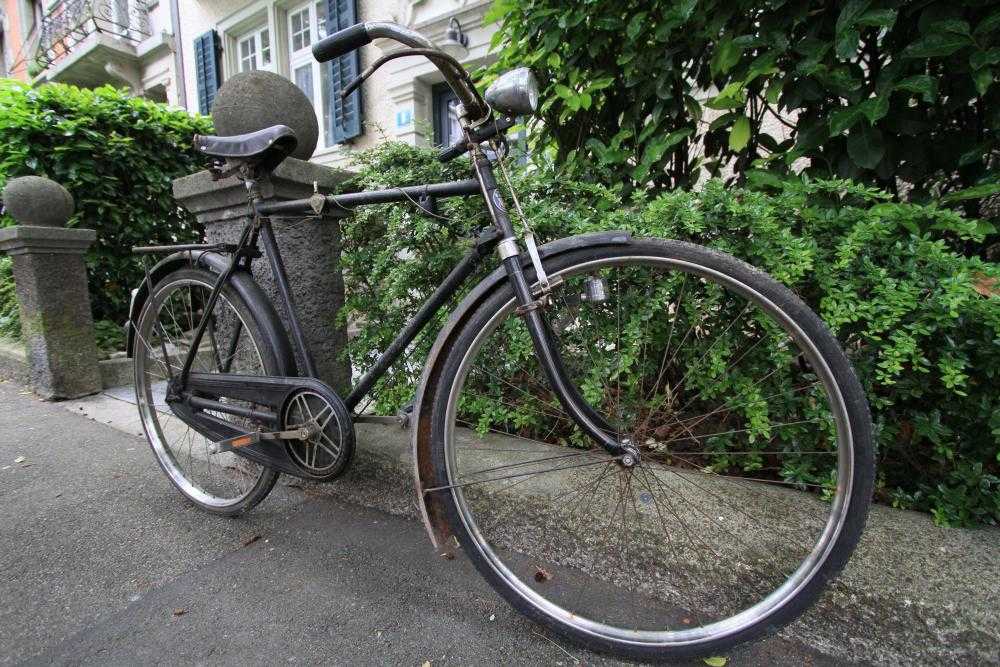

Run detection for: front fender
[[411, 231, 632, 551]]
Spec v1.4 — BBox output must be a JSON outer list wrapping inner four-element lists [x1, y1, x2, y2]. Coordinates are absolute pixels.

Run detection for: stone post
[[0, 176, 102, 399], [172, 159, 354, 395]]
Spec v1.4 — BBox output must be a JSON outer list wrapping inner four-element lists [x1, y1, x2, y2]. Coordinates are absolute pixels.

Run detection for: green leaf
[[626, 12, 647, 40], [835, 0, 871, 36], [895, 75, 937, 102], [705, 81, 747, 110], [927, 19, 971, 36], [974, 10, 1000, 37], [857, 9, 897, 29], [973, 68, 994, 96], [902, 33, 972, 58], [835, 0, 869, 59], [941, 182, 1000, 203], [829, 106, 863, 135], [847, 124, 885, 169], [836, 29, 861, 60], [971, 48, 1000, 71], [703, 657, 728, 667], [708, 112, 736, 133], [728, 115, 751, 151], [553, 83, 574, 100], [711, 39, 742, 77], [765, 78, 785, 104], [859, 95, 889, 124], [483, 0, 515, 24], [644, 127, 694, 163]]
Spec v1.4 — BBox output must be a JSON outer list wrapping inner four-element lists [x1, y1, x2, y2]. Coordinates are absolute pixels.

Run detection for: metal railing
[[36, 0, 152, 68]]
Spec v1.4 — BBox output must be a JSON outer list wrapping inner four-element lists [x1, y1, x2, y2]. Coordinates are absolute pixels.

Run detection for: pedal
[[208, 426, 314, 455]]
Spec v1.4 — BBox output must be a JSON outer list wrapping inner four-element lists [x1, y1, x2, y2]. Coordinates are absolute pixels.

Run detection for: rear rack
[[131, 243, 241, 255]]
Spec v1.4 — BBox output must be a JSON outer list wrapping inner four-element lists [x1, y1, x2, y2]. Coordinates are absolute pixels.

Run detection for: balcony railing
[[36, 0, 152, 68]]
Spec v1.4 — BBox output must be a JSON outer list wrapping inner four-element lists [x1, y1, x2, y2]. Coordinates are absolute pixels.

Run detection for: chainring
[[280, 385, 355, 482]]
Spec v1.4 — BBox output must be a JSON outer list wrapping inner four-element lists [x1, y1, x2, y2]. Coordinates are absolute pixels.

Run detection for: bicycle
[[127, 21, 874, 661]]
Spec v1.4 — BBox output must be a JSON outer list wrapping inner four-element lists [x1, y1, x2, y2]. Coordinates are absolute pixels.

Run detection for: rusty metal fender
[[411, 231, 632, 552]]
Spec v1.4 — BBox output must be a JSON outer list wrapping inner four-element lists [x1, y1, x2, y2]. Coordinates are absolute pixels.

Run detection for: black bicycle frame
[[155, 150, 630, 459]]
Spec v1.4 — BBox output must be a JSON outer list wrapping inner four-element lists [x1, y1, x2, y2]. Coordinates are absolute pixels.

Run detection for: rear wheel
[[429, 239, 874, 659], [133, 267, 280, 515]]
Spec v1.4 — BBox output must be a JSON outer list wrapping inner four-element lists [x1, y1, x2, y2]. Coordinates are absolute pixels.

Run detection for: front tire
[[428, 239, 874, 660]]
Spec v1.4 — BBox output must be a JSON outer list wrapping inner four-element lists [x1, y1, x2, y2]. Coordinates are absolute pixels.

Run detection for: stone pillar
[[172, 158, 354, 395], [0, 177, 102, 399]]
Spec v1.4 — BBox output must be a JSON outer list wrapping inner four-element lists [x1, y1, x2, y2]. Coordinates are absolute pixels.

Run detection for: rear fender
[[411, 231, 632, 552], [125, 251, 296, 376]]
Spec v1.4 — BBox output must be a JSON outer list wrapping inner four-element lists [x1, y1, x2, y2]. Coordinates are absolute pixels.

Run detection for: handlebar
[[313, 21, 488, 123], [312, 23, 370, 61]]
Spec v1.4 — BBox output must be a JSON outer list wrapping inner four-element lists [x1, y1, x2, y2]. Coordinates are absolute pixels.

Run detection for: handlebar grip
[[313, 23, 371, 63]]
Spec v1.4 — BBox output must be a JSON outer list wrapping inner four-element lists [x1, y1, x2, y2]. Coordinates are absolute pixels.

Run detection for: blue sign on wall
[[396, 108, 413, 128]]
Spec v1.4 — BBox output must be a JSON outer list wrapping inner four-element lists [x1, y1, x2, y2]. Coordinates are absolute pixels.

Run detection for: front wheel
[[429, 239, 874, 660]]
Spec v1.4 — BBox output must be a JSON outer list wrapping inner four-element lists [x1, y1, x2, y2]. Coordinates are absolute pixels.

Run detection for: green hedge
[[0, 256, 18, 340], [342, 142, 1000, 527], [0, 81, 212, 326]]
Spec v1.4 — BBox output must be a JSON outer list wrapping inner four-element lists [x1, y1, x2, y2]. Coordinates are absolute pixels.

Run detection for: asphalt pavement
[[0, 380, 854, 666]]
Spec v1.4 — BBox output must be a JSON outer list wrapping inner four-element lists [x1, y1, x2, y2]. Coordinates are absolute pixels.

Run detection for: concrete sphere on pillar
[[2, 176, 75, 227], [210, 71, 320, 161]]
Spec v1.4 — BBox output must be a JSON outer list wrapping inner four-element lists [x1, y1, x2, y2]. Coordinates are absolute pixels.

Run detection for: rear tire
[[133, 267, 281, 516], [429, 239, 874, 660]]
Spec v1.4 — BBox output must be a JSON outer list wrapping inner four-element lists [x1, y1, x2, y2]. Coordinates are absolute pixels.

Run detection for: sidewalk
[[7, 382, 999, 665], [0, 381, 840, 666]]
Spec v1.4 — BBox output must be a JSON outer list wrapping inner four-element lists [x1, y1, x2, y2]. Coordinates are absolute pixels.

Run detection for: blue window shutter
[[326, 0, 363, 143], [194, 30, 222, 116]]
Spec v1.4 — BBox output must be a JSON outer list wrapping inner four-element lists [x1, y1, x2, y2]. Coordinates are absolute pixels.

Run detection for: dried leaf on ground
[[972, 273, 999, 297]]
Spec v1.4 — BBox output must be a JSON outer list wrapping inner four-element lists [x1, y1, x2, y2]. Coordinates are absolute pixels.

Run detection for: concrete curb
[[59, 388, 1000, 666]]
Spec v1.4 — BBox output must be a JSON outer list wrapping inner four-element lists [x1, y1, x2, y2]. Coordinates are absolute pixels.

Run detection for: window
[[434, 82, 528, 160], [432, 83, 462, 147], [237, 26, 272, 73], [287, 1, 336, 147]]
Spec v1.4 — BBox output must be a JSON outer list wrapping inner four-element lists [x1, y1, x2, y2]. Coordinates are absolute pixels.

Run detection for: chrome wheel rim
[[443, 255, 854, 647], [134, 277, 270, 507]]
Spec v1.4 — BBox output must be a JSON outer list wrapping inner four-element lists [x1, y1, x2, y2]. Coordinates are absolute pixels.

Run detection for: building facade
[[175, 0, 496, 167], [24, 0, 179, 102], [1, 0, 42, 81], [21, 1, 496, 167]]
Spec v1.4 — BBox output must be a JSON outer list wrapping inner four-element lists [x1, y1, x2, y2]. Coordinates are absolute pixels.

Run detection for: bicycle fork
[[471, 153, 638, 465]]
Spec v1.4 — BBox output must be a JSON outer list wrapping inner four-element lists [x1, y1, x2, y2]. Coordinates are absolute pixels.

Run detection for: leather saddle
[[193, 125, 298, 174]]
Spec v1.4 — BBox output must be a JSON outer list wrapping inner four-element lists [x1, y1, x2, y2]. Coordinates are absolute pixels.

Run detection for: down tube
[[345, 242, 494, 411]]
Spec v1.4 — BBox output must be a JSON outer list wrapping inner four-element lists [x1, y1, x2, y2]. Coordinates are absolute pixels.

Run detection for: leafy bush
[[0, 256, 19, 340], [343, 143, 999, 526], [0, 81, 212, 327], [486, 0, 1000, 211]]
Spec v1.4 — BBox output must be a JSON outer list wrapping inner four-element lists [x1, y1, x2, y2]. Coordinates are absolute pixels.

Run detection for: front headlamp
[[484, 68, 539, 116]]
